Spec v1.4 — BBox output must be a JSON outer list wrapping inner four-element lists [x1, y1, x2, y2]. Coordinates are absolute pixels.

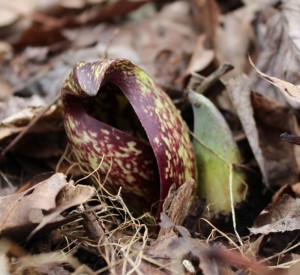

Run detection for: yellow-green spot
[[127, 141, 142, 155], [161, 136, 171, 147], [83, 132, 93, 143], [88, 153, 100, 170], [66, 116, 76, 130]]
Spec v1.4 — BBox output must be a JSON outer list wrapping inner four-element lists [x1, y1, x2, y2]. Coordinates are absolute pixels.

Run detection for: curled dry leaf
[[250, 194, 300, 235], [250, 2, 300, 108], [189, 90, 246, 215], [62, 58, 196, 215], [26, 180, 95, 241], [272, 182, 300, 203], [0, 173, 94, 240], [250, 57, 300, 104]]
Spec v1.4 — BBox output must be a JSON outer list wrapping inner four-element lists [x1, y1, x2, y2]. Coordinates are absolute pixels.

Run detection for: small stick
[[280, 132, 300, 145], [194, 63, 234, 94]]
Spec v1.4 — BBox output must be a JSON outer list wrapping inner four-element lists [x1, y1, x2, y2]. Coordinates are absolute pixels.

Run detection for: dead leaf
[[250, 194, 300, 234], [0, 103, 65, 159], [60, 0, 86, 9], [282, 0, 300, 61], [0, 41, 12, 63], [250, 57, 300, 105], [0, 173, 94, 240], [191, 0, 220, 46], [0, 80, 13, 101], [147, 233, 205, 274], [272, 183, 300, 203], [158, 179, 195, 237], [227, 75, 268, 185], [0, 173, 66, 238], [251, 92, 300, 186], [215, 4, 255, 79], [60, 0, 149, 27], [0, 0, 36, 28], [184, 35, 214, 76], [26, 182, 95, 241], [250, 3, 300, 108], [133, 1, 197, 91], [226, 75, 300, 187]]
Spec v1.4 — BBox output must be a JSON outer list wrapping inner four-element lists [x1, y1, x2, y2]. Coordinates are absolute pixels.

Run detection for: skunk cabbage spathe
[[61, 59, 196, 215]]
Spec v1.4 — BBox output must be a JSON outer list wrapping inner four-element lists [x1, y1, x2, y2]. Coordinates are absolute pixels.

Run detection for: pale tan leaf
[[250, 57, 300, 103], [185, 35, 214, 75], [250, 194, 300, 234], [282, 0, 300, 58], [0, 173, 95, 241], [192, 0, 219, 46], [227, 75, 268, 185], [249, 3, 300, 107], [215, 5, 255, 79], [60, 0, 85, 9], [26, 183, 95, 241], [0, 173, 67, 238]]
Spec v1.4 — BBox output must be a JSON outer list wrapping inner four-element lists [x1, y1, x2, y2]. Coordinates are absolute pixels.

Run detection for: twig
[[82, 204, 106, 243], [189, 63, 234, 95]]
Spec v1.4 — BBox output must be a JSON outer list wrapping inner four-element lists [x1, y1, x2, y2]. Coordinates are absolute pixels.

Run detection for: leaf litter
[[1, 0, 300, 274]]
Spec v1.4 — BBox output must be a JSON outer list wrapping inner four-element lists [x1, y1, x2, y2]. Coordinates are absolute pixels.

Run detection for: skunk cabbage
[[62, 59, 196, 215]]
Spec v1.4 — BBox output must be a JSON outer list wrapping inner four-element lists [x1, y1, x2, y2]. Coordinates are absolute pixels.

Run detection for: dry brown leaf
[[0, 41, 12, 63], [250, 57, 300, 104], [227, 75, 268, 185], [27, 182, 95, 241], [0, 80, 13, 101], [191, 0, 219, 46], [272, 183, 300, 203], [60, 0, 86, 9], [215, 4, 256, 78], [282, 0, 300, 60], [0, 0, 36, 28], [250, 194, 300, 234], [147, 233, 205, 274], [252, 92, 300, 186], [0, 104, 61, 140], [0, 173, 94, 240], [148, 233, 270, 274], [185, 35, 214, 76], [250, 3, 300, 108], [158, 179, 195, 238], [227, 76, 299, 186], [0, 173, 66, 238], [134, 1, 197, 92]]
